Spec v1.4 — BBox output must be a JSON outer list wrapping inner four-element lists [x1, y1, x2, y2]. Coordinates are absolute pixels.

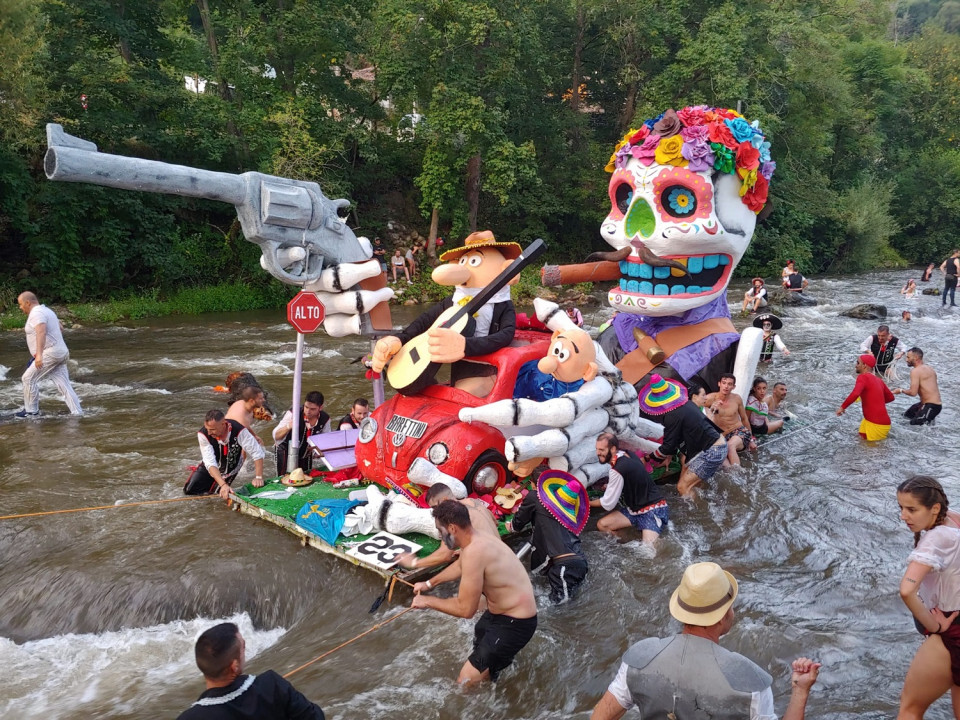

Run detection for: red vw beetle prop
[[355, 329, 551, 501]]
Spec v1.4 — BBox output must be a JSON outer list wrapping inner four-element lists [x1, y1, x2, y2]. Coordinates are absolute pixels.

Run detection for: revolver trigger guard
[[260, 248, 323, 287]]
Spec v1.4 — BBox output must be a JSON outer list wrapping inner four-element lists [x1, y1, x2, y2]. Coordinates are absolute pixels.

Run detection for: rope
[[754, 415, 838, 449], [0, 494, 217, 521], [283, 606, 418, 679]]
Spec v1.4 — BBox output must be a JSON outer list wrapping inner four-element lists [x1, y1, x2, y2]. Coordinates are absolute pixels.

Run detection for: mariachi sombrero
[[638, 373, 688, 416], [439, 230, 523, 262], [752, 313, 783, 330], [537, 469, 589, 536]]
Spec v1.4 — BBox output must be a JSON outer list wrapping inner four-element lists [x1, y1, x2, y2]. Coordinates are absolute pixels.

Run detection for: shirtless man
[[395, 483, 499, 571], [225, 386, 265, 432], [893, 347, 942, 426], [703, 374, 755, 465], [764, 382, 789, 419], [411, 500, 538, 685]]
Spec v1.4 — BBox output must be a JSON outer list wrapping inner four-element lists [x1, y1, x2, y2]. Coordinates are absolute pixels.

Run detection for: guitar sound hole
[[410, 347, 421, 364]]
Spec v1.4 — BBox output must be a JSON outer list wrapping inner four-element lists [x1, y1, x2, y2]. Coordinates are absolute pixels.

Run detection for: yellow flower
[[654, 135, 687, 167], [737, 168, 757, 196]]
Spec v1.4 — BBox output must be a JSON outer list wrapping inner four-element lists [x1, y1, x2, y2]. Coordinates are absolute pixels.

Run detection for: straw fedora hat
[[669, 562, 739, 626], [439, 230, 523, 263]]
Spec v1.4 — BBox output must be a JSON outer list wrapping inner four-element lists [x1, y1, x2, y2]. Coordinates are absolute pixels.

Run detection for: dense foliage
[[2, 0, 959, 305]]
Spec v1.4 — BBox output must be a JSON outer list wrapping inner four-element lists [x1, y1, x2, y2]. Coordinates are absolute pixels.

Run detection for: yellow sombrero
[[439, 230, 523, 262]]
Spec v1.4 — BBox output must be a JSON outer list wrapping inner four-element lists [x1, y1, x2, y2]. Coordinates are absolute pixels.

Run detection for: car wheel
[[466, 450, 509, 495]]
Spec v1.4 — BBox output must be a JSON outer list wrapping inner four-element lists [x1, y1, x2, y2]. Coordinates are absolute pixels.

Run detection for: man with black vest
[[185, 409, 265, 500], [940, 248, 960, 306], [590, 562, 821, 720], [859, 324, 903, 379], [273, 391, 331, 476]]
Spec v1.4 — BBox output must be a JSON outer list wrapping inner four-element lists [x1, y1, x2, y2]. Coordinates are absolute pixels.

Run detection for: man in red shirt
[[836, 354, 895, 441]]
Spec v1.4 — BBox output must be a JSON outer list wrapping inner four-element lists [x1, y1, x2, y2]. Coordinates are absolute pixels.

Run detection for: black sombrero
[[752, 313, 783, 330]]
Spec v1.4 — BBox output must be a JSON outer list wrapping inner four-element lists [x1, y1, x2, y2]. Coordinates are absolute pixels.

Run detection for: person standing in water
[[893, 347, 942, 426], [836, 354, 894, 441], [940, 248, 959, 307], [922, 262, 935, 282], [896, 476, 960, 720]]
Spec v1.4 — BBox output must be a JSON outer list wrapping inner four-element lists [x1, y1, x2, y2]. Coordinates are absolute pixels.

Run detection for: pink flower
[[680, 125, 709, 143], [633, 134, 661, 166]]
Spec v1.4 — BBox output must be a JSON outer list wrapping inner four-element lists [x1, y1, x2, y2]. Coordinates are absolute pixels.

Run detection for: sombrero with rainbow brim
[[537, 469, 589, 536], [638, 373, 688, 416]]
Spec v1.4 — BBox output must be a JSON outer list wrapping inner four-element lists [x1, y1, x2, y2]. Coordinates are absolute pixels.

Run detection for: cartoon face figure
[[601, 107, 773, 317]]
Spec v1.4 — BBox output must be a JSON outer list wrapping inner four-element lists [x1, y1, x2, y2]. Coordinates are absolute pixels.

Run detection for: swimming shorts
[[468, 611, 538, 680], [687, 440, 727, 482], [545, 555, 588, 604], [724, 425, 753, 447], [624, 499, 669, 536], [905, 402, 942, 426], [858, 418, 890, 441], [751, 420, 770, 435]]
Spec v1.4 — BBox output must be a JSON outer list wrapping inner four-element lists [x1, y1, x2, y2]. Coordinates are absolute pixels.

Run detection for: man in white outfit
[[16, 292, 83, 417]]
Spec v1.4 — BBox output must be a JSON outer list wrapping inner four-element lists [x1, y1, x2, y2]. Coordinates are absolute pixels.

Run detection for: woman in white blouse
[[897, 475, 960, 719]]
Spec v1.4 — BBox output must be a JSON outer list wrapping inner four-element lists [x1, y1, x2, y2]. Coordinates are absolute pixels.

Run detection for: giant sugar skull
[[601, 106, 774, 317]]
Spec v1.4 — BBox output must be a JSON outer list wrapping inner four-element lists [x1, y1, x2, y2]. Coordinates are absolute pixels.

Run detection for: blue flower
[[667, 187, 695, 215], [644, 113, 664, 129], [725, 117, 756, 143]]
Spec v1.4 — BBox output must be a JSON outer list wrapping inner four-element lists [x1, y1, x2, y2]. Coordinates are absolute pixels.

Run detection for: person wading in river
[[896, 476, 960, 720], [704, 373, 755, 465], [185, 409, 265, 499], [410, 500, 538, 685], [177, 622, 326, 720], [893, 347, 942, 426], [589, 561, 821, 720], [836, 355, 894, 441]]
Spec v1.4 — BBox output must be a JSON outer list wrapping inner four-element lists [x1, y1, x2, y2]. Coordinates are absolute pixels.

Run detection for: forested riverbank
[[2, 0, 960, 310]]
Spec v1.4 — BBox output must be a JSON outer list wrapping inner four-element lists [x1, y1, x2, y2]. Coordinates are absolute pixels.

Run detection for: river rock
[[839, 303, 887, 320], [403, 298, 419, 306], [922, 287, 940, 296], [768, 288, 818, 306]]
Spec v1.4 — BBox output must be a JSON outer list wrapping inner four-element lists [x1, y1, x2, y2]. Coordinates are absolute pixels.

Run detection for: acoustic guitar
[[386, 238, 547, 395]]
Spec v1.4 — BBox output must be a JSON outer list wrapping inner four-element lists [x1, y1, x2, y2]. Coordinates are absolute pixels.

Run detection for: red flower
[[736, 142, 760, 171], [743, 174, 769, 213], [628, 125, 650, 145], [714, 108, 739, 120], [677, 106, 708, 127], [707, 121, 736, 148]]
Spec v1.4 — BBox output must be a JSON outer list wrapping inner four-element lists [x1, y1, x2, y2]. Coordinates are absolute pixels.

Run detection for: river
[[0, 270, 957, 719]]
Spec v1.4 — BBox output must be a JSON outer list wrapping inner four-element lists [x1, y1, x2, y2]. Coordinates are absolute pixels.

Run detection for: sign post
[[286, 292, 325, 472]]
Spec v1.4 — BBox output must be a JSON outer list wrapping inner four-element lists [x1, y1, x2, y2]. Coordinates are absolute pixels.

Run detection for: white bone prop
[[459, 377, 613, 427], [342, 485, 441, 540], [407, 457, 468, 498], [303, 258, 384, 293], [550, 440, 597, 474], [356, 235, 373, 258], [534, 298, 577, 332], [322, 314, 361, 337], [732, 326, 764, 406], [314, 287, 394, 315], [575, 461, 610, 487], [505, 407, 609, 462]]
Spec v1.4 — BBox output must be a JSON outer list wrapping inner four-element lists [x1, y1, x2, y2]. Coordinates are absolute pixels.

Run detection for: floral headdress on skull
[[605, 106, 775, 214]]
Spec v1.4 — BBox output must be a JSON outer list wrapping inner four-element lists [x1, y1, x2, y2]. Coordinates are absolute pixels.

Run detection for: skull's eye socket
[[614, 182, 634, 215], [661, 185, 697, 218]]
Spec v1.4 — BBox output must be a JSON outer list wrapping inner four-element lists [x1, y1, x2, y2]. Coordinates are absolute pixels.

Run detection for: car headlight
[[427, 442, 449, 465], [358, 417, 377, 443]]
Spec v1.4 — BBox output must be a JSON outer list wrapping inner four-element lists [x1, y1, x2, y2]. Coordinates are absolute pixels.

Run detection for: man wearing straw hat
[[508, 469, 590, 604], [590, 562, 821, 720]]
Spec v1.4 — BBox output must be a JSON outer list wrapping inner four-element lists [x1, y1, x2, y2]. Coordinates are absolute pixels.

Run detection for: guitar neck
[[441, 238, 546, 329]]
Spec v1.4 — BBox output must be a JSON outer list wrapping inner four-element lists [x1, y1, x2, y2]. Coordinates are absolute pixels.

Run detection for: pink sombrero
[[537, 470, 589, 536], [638, 373, 688, 416]]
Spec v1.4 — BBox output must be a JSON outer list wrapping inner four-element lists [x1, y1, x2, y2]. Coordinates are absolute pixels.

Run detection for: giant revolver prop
[[44, 123, 369, 286]]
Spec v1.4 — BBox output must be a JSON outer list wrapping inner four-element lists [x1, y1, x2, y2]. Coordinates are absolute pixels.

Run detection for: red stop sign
[[287, 292, 325, 333]]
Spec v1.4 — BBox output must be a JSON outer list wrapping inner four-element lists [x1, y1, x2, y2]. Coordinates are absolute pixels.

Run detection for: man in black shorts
[[411, 500, 538, 684]]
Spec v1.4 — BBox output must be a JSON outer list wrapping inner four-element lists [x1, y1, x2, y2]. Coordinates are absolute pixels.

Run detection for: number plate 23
[[346, 531, 423, 570]]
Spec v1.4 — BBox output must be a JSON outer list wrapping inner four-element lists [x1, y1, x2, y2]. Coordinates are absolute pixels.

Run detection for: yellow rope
[[283, 606, 418, 679], [0, 494, 217, 521]]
